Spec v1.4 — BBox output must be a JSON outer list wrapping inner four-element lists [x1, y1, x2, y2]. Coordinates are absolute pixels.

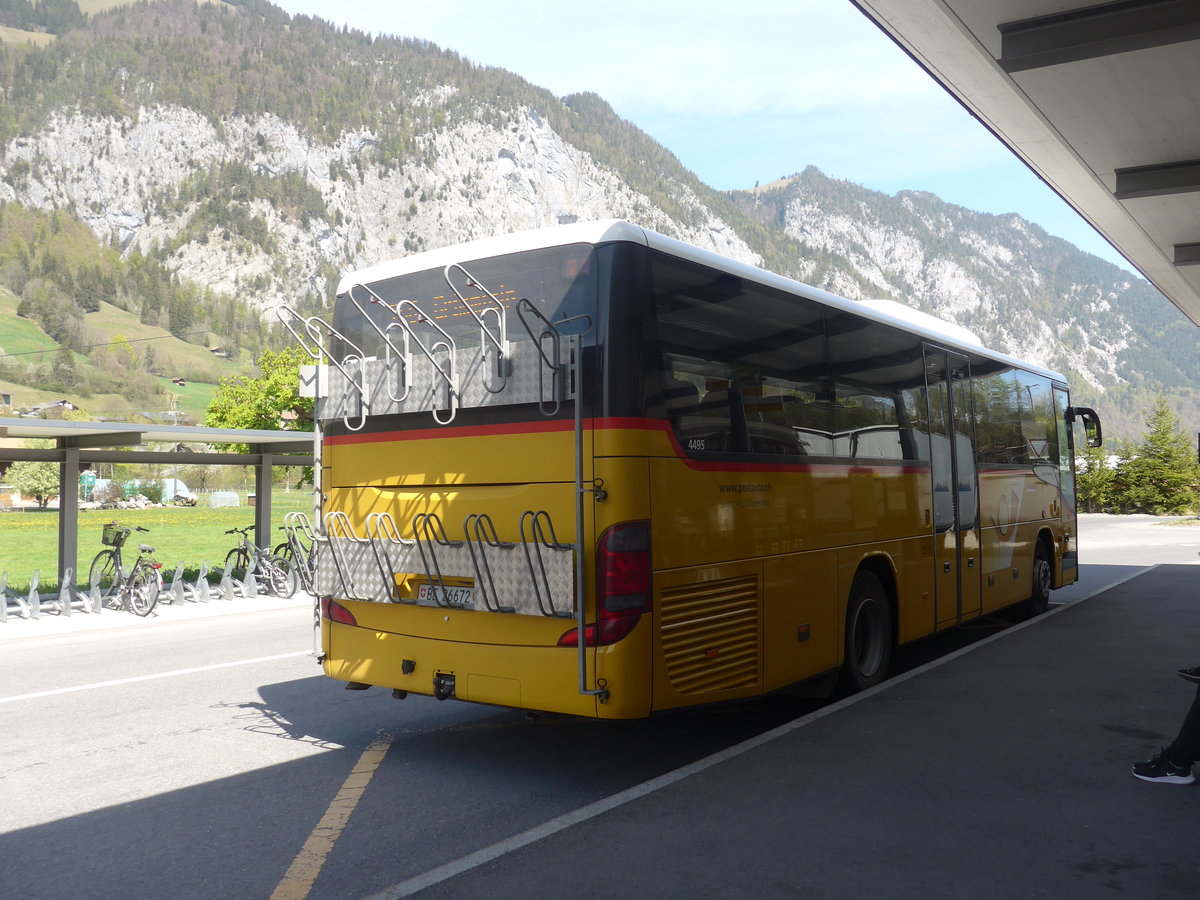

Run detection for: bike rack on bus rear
[[287, 270, 608, 700], [323, 511, 371, 600], [366, 512, 414, 603]]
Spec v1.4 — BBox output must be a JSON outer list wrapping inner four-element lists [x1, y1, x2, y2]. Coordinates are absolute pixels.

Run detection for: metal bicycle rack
[[464, 513, 515, 614], [444, 263, 512, 394], [520, 510, 574, 618], [365, 512, 413, 602], [285, 270, 605, 699], [279, 306, 370, 432]]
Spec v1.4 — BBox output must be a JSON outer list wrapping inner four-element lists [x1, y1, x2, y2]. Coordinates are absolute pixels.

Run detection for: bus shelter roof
[[0, 418, 314, 457], [853, 0, 1200, 325]]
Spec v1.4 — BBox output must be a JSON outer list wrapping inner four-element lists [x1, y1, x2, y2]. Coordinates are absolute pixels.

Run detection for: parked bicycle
[[273, 512, 317, 595], [88, 522, 163, 617], [223, 526, 294, 597]]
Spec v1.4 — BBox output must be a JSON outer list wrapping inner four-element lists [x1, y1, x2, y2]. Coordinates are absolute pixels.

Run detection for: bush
[[137, 481, 164, 504]]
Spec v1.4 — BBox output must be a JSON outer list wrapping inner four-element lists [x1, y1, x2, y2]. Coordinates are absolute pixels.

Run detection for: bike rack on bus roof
[[346, 284, 412, 404], [444, 263, 512, 394], [515, 299, 566, 417], [277, 306, 370, 432], [381, 299, 459, 424]]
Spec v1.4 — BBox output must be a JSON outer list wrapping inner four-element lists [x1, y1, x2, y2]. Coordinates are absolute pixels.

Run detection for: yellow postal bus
[[283, 220, 1101, 719]]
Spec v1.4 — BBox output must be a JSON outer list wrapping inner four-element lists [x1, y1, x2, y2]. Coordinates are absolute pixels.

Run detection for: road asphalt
[[5, 515, 1200, 898]]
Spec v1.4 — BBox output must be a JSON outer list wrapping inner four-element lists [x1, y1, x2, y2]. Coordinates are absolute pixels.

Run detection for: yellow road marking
[[271, 730, 393, 900]]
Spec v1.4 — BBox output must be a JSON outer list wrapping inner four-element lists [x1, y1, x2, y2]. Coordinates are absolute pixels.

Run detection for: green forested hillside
[[0, 204, 254, 418]]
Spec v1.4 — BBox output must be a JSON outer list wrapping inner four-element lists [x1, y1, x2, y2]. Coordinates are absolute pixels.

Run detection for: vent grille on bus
[[660, 574, 760, 695]]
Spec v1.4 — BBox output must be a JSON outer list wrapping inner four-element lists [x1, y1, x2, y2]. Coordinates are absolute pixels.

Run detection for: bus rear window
[[333, 244, 597, 359]]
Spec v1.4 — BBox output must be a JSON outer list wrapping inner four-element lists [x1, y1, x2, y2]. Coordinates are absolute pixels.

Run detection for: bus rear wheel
[[1023, 540, 1053, 617], [838, 570, 893, 694]]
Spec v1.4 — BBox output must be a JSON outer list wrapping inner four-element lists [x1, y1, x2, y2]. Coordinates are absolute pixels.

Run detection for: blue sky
[[274, 0, 1134, 272]]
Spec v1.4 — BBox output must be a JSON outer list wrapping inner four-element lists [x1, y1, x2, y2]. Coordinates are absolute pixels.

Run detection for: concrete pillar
[[58, 444, 80, 598], [255, 451, 273, 553]]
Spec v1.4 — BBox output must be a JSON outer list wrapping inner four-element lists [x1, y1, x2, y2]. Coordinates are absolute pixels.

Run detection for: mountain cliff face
[[0, 0, 1195, 439], [4, 103, 759, 314]]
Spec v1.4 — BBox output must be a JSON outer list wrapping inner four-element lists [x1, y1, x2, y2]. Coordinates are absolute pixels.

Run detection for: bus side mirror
[[1066, 406, 1103, 448]]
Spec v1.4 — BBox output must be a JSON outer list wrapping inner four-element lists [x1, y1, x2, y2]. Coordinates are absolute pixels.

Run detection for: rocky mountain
[[0, 0, 1196, 439]]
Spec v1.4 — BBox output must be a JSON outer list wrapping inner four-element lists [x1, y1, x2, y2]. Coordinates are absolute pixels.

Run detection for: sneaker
[[1178, 666, 1200, 684], [1132, 750, 1195, 784]]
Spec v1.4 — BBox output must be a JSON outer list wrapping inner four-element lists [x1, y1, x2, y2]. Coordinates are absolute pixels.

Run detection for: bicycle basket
[[101, 523, 130, 547]]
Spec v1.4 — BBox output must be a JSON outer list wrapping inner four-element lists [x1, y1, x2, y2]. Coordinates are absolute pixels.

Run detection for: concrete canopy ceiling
[[852, 0, 1200, 324]]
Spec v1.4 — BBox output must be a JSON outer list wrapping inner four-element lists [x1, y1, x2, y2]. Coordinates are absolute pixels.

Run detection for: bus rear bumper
[[323, 620, 651, 719]]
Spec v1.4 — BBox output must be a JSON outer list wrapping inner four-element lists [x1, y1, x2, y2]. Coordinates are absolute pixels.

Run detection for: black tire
[[1024, 539, 1053, 617], [274, 542, 293, 562], [224, 547, 248, 580], [127, 565, 159, 617], [88, 550, 119, 600], [838, 570, 893, 694]]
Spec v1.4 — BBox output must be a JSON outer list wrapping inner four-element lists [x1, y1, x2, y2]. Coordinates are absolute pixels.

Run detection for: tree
[[1076, 441, 1117, 513], [205, 346, 314, 449], [7, 460, 61, 509], [1115, 396, 1200, 515], [51, 346, 77, 390]]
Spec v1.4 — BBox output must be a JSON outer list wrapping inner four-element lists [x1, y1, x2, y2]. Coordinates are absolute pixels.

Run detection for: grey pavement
[[391, 560, 1200, 898]]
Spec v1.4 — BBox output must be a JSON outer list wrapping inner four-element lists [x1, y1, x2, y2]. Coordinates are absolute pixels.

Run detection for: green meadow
[[0, 491, 313, 596]]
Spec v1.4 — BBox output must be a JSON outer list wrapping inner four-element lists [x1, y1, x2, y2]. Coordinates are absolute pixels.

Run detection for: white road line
[[365, 566, 1155, 900], [0, 651, 311, 704]]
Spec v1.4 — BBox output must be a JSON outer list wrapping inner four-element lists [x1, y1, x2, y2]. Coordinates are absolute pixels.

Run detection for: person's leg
[[1132, 684, 1200, 784], [1165, 684, 1200, 765]]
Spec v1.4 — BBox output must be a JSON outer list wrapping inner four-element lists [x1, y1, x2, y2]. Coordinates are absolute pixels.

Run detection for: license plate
[[417, 583, 475, 609]]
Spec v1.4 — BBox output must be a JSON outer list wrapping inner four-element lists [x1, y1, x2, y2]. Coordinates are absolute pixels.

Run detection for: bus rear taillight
[[321, 596, 358, 626], [558, 522, 651, 647]]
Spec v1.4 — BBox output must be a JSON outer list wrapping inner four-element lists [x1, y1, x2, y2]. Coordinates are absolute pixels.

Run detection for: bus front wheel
[[838, 570, 893, 695]]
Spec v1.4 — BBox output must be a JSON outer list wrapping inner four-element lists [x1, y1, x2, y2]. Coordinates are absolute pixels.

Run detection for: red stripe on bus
[[325, 419, 576, 444], [323, 416, 932, 475]]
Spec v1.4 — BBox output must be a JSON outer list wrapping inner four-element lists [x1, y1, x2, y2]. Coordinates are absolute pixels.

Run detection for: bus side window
[[741, 378, 804, 455], [973, 369, 1025, 464], [695, 383, 738, 453], [663, 370, 735, 454]]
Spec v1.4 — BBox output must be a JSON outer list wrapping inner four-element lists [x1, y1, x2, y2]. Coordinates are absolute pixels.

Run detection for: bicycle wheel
[[274, 542, 293, 562], [224, 547, 248, 580], [88, 550, 119, 600], [127, 565, 159, 617], [269, 557, 297, 598]]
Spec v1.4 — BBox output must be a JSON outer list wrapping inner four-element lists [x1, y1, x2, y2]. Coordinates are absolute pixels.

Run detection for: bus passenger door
[[1055, 386, 1079, 584], [925, 346, 982, 627]]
